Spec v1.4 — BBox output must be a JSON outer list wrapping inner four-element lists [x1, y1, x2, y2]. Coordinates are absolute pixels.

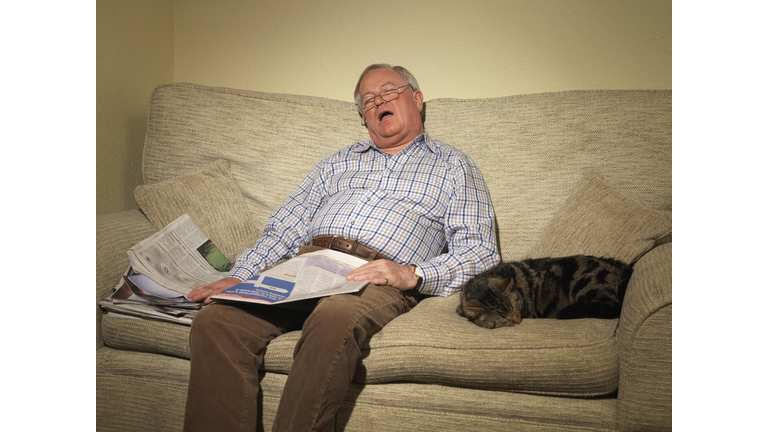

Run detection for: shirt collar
[[352, 131, 435, 154]]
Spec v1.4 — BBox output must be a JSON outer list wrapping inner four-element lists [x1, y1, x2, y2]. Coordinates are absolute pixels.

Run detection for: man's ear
[[414, 90, 424, 110]]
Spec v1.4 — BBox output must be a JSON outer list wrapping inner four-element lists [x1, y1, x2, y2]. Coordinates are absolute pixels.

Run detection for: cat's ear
[[508, 291, 522, 311], [489, 277, 512, 294], [508, 291, 524, 324]]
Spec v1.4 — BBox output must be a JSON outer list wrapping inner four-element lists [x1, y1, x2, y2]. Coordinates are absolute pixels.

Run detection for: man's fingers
[[189, 277, 242, 303], [346, 261, 416, 290]]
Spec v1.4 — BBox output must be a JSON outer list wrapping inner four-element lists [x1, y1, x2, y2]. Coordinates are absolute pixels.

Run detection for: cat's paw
[[456, 304, 466, 317], [480, 316, 516, 328], [460, 307, 516, 328]]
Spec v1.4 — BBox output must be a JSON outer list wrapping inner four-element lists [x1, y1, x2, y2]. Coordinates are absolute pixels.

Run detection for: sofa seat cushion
[[102, 294, 619, 397], [101, 313, 193, 359], [99, 313, 300, 375], [355, 294, 620, 397]]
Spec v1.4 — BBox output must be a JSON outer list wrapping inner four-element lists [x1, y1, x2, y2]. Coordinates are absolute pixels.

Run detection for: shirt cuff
[[226, 266, 253, 282], [413, 262, 451, 297]]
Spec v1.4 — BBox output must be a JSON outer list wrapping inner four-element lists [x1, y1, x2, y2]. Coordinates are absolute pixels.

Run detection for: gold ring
[[384, 278, 389, 286]]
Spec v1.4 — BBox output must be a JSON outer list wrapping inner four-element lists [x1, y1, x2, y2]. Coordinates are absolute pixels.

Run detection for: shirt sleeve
[[227, 158, 330, 281], [414, 155, 500, 296]]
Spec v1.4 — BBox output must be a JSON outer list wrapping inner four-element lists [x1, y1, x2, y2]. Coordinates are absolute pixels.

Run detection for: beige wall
[[97, 0, 174, 214], [97, 0, 671, 214]]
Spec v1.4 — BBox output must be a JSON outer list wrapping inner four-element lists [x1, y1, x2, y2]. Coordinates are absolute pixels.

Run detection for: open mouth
[[378, 110, 394, 121]]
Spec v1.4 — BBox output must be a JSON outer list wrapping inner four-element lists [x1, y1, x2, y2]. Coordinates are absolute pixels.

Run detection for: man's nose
[[374, 95, 388, 107]]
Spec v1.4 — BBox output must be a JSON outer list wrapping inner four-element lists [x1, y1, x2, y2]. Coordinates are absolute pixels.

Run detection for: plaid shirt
[[228, 133, 499, 296]]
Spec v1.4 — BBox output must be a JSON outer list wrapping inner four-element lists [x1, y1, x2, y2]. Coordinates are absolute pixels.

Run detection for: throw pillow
[[525, 171, 672, 264], [134, 159, 258, 262]]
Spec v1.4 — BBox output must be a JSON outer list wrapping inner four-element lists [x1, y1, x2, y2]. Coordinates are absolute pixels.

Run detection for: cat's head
[[457, 276, 523, 328]]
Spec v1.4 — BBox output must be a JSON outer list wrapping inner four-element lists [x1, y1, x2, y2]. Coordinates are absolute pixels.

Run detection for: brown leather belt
[[310, 236, 388, 261]]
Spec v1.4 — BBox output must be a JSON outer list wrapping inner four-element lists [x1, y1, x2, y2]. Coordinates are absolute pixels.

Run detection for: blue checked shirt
[[228, 133, 499, 297]]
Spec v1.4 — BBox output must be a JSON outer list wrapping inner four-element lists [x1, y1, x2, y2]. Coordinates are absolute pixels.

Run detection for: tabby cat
[[457, 255, 632, 328]]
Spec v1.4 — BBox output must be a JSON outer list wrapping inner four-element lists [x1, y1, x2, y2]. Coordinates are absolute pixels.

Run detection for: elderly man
[[183, 64, 499, 432]]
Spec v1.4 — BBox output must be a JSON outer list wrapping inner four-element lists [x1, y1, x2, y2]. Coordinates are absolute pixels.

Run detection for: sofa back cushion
[[143, 84, 671, 261], [425, 90, 671, 260]]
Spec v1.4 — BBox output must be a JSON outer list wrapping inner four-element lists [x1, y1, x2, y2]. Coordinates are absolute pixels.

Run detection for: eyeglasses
[[357, 84, 413, 113]]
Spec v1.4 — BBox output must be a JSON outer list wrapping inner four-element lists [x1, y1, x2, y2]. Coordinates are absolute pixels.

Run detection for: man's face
[[358, 68, 424, 154]]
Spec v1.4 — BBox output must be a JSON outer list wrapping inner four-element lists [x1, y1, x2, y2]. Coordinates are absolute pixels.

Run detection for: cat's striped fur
[[457, 255, 632, 328]]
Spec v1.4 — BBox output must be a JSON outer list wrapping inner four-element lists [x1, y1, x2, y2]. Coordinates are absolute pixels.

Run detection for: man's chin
[[369, 127, 401, 143]]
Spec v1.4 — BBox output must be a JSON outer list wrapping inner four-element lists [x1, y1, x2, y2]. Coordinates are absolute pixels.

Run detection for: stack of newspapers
[[99, 214, 230, 325], [100, 214, 372, 325]]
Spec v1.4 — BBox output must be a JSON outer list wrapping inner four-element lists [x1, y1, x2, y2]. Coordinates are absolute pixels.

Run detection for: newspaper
[[127, 214, 229, 295], [103, 213, 372, 323], [211, 249, 370, 306], [99, 267, 202, 325]]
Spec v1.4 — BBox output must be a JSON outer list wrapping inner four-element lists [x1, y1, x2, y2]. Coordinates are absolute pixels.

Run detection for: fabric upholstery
[[97, 348, 190, 432], [525, 170, 672, 263], [424, 90, 672, 261], [101, 314, 192, 359], [356, 293, 619, 396], [96, 209, 158, 349], [336, 379, 618, 431], [134, 159, 258, 262], [617, 243, 672, 431], [101, 294, 619, 396]]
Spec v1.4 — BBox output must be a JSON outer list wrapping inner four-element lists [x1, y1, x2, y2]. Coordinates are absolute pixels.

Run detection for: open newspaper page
[[211, 249, 370, 306], [126, 214, 229, 295]]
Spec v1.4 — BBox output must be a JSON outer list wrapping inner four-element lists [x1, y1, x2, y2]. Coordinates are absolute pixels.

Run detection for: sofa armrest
[[96, 209, 157, 349], [616, 242, 672, 431]]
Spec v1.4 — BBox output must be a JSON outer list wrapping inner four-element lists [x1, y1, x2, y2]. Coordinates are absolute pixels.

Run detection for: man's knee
[[309, 293, 367, 328], [302, 287, 404, 340]]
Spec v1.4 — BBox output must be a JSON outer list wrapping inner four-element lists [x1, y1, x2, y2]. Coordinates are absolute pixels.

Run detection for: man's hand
[[346, 260, 419, 291], [188, 277, 243, 304]]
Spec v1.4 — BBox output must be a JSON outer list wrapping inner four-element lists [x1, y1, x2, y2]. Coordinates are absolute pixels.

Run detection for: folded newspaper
[[126, 214, 231, 295], [211, 249, 370, 306], [100, 213, 230, 324], [99, 266, 202, 325]]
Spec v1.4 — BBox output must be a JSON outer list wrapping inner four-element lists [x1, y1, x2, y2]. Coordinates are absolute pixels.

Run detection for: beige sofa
[[96, 83, 672, 431]]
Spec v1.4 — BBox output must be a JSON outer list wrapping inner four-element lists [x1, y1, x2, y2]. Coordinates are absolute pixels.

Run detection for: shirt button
[[350, 221, 355, 226]]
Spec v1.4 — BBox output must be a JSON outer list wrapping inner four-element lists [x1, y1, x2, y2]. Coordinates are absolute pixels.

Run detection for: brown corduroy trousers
[[183, 247, 419, 432]]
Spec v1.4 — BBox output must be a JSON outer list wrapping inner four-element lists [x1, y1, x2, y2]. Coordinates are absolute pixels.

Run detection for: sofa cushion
[[354, 294, 620, 397], [102, 294, 618, 397], [525, 171, 672, 264], [101, 313, 192, 359], [426, 90, 672, 261], [100, 312, 300, 375], [133, 159, 258, 262]]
